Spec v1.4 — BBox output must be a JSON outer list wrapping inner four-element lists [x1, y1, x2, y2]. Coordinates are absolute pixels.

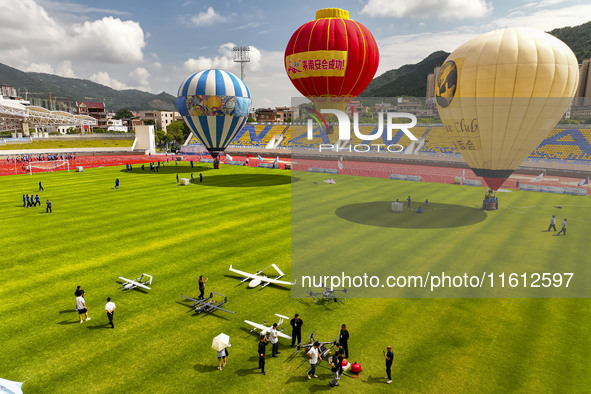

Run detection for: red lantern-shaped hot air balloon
[[284, 8, 379, 110]]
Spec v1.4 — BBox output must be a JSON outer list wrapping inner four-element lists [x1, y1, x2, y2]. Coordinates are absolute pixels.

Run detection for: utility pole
[[233, 45, 250, 80]]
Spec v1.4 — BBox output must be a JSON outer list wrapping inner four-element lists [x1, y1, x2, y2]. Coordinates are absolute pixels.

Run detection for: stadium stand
[[527, 128, 591, 164], [419, 126, 461, 156], [185, 123, 591, 165]]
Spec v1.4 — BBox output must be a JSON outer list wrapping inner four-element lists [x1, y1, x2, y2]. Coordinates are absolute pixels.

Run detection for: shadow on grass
[[123, 166, 212, 175], [193, 174, 298, 188], [309, 384, 333, 392], [235, 368, 261, 376], [335, 201, 487, 229], [87, 324, 112, 330], [363, 375, 386, 385], [57, 320, 80, 325], [194, 364, 218, 373], [285, 375, 313, 384], [59, 309, 75, 314]]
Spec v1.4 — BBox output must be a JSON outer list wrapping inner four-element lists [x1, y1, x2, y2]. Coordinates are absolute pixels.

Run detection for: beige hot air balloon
[[436, 28, 579, 190]]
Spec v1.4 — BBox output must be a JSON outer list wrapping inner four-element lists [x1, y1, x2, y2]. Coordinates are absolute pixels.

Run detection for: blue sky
[[0, 0, 590, 108]]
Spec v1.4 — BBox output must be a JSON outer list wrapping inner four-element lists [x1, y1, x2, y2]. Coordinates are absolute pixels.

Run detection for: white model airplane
[[244, 313, 292, 340], [228, 264, 295, 288], [119, 273, 152, 290]]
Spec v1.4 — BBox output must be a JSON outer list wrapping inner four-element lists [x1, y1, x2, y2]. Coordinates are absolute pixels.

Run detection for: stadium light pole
[[233, 45, 250, 80]]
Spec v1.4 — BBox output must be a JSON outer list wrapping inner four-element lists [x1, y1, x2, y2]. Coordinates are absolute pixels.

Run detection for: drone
[[180, 292, 235, 314], [292, 331, 339, 360], [306, 285, 348, 302], [244, 313, 292, 340], [229, 264, 294, 288], [119, 274, 152, 290]]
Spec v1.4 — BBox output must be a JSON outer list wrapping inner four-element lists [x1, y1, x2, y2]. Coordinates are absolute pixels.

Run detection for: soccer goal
[[28, 160, 69, 175]]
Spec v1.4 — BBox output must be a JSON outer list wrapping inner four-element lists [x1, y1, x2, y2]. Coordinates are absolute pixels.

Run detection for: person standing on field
[[547, 215, 557, 232], [557, 218, 567, 235], [105, 297, 116, 328], [76, 294, 90, 323], [384, 345, 394, 384]]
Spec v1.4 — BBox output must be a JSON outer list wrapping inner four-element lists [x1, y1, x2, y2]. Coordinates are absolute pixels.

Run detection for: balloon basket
[[213, 160, 220, 169]]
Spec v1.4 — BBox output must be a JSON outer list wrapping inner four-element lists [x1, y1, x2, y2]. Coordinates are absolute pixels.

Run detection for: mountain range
[[0, 21, 589, 110], [0, 62, 176, 112], [363, 20, 591, 97]]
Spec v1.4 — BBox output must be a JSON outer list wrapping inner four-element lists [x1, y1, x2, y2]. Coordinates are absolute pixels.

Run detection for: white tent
[[0, 378, 23, 394]]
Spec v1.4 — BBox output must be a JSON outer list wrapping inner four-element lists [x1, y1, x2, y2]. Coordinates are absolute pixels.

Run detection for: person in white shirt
[[105, 298, 116, 328], [270, 323, 280, 358], [307, 342, 321, 379], [547, 215, 557, 231], [557, 218, 567, 235], [76, 295, 90, 324]]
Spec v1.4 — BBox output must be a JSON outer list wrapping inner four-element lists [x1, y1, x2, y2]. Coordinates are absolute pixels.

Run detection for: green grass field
[[0, 139, 133, 150], [0, 163, 589, 393]]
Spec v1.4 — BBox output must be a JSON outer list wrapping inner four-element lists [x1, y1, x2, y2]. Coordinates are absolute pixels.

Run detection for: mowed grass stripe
[[0, 165, 589, 393]]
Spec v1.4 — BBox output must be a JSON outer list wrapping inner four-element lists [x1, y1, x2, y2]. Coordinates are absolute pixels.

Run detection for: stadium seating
[[184, 123, 591, 164]]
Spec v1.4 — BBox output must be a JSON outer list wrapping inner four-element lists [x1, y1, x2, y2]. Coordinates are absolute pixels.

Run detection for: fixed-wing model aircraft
[[244, 313, 291, 340], [228, 264, 294, 288], [180, 292, 235, 314], [118, 274, 152, 290]]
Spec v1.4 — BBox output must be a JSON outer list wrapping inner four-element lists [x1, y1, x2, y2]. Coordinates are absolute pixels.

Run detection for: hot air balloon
[[177, 69, 251, 167], [284, 8, 379, 111], [436, 28, 579, 190]]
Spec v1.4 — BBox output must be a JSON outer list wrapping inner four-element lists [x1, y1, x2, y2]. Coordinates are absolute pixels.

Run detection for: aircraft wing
[[119, 276, 132, 284], [258, 277, 294, 286], [208, 304, 235, 314], [277, 331, 292, 340], [134, 282, 151, 290], [229, 265, 258, 279], [244, 320, 267, 332], [181, 294, 199, 302]]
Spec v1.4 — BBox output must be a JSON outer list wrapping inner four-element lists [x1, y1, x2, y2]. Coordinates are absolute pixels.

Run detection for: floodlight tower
[[233, 45, 250, 80]]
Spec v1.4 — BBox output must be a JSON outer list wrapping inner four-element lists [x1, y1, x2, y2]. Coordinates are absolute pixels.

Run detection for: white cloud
[[361, 0, 492, 19], [70, 17, 145, 63], [128, 67, 150, 89], [488, 4, 591, 31], [25, 62, 55, 74], [90, 71, 127, 90], [180, 43, 298, 108], [55, 60, 76, 78], [183, 43, 263, 74], [0, 0, 145, 69], [24, 60, 76, 78], [190, 7, 227, 26]]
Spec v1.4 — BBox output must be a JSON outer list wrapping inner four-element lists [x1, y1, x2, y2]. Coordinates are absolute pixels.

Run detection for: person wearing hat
[[258, 334, 269, 375], [290, 314, 304, 347], [307, 342, 321, 380], [270, 323, 280, 358], [384, 345, 394, 384]]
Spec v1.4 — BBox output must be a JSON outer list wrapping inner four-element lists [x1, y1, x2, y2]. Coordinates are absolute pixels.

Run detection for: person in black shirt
[[385, 345, 394, 384], [339, 324, 350, 358], [258, 334, 268, 375], [74, 286, 85, 297], [198, 276, 208, 299], [290, 314, 304, 346]]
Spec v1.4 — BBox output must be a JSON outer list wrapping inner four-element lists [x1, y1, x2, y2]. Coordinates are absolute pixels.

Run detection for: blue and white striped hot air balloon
[[177, 69, 251, 160]]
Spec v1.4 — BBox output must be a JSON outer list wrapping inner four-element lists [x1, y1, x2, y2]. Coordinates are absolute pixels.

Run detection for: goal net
[[28, 160, 69, 175]]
